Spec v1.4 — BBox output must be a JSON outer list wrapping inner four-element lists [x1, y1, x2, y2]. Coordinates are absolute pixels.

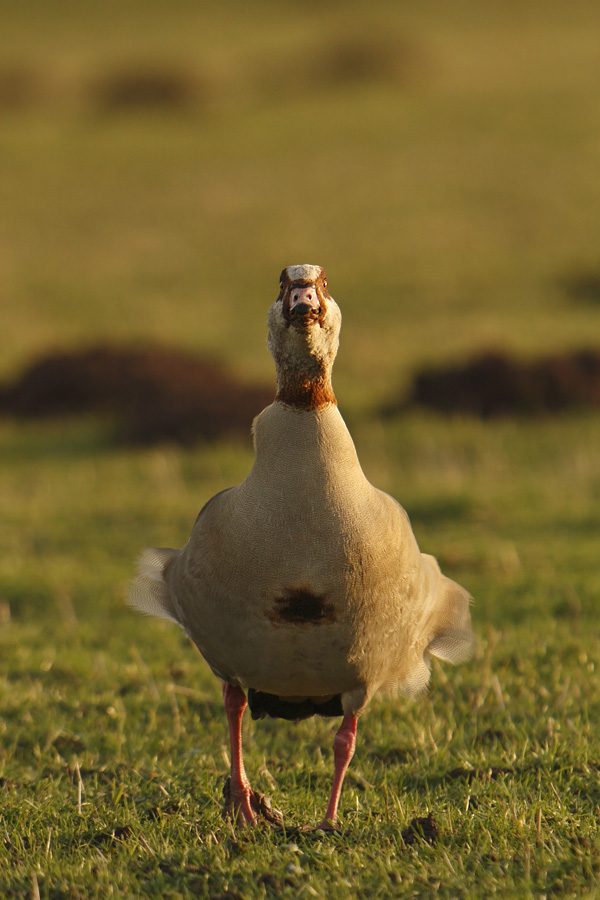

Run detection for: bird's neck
[[250, 401, 363, 489], [275, 366, 337, 410]]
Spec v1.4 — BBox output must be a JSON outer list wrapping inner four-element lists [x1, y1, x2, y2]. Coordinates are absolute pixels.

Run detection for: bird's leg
[[222, 682, 258, 825], [318, 714, 357, 830]]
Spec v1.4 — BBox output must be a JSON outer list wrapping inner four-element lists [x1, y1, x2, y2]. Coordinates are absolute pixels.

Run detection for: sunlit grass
[[1, 407, 599, 896]]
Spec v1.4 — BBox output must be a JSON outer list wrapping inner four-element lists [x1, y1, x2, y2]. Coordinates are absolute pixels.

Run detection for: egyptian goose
[[129, 264, 473, 829]]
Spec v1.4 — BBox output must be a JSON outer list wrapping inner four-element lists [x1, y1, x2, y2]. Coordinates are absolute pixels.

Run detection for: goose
[[129, 264, 473, 829]]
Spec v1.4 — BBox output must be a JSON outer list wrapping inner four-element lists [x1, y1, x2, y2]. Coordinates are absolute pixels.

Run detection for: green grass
[[1, 1, 600, 897], [1, 413, 599, 898]]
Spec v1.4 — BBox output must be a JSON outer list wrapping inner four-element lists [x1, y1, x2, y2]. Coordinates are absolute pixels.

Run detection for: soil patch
[[560, 270, 600, 306], [0, 345, 273, 445], [395, 349, 600, 417], [91, 64, 206, 112], [401, 813, 438, 846]]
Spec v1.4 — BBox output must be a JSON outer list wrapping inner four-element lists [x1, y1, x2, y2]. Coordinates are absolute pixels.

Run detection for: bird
[[129, 264, 473, 830]]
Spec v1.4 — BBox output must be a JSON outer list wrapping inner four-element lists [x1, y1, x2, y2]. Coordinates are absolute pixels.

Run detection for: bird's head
[[267, 265, 341, 384]]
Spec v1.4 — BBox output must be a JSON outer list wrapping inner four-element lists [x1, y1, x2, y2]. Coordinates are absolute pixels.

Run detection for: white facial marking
[[285, 264, 322, 284]]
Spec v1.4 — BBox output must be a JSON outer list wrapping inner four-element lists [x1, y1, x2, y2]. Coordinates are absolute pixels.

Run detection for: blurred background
[[1, 0, 599, 638], [2, 0, 600, 400]]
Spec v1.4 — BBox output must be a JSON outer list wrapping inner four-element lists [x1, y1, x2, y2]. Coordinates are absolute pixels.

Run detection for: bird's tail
[[128, 547, 180, 623], [422, 554, 474, 665]]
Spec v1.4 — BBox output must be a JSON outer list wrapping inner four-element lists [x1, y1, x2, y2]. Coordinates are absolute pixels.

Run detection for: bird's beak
[[289, 284, 321, 322]]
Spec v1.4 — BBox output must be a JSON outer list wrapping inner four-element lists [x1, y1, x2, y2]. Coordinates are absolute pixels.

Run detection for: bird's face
[[267, 265, 341, 375]]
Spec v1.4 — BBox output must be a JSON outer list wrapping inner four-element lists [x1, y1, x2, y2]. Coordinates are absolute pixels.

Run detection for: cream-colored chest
[[186, 404, 414, 607]]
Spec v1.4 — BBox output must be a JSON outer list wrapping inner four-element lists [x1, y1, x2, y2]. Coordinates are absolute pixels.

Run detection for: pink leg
[[318, 714, 357, 829], [222, 683, 258, 825]]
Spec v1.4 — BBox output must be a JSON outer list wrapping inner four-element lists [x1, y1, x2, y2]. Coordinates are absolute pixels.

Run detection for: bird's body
[[130, 264, 473, 828]]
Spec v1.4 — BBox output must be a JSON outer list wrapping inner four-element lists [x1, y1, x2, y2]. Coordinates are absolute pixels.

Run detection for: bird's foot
[[315, 817, 340, 833], [222, 777, 283, 827]]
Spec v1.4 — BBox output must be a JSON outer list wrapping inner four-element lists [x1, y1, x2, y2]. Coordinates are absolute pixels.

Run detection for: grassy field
[[1, 1, 600, 897]]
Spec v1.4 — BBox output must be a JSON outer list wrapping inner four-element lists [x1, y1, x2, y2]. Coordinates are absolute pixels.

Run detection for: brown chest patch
[[268, 588, 337, 625], [276, 375, 337, 410]]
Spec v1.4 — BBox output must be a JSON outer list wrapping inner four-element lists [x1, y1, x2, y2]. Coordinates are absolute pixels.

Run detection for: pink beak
[[289, 285, 320, 316]]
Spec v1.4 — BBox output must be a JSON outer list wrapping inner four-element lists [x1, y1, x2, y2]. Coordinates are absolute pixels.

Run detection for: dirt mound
[[401, 813, 438, 846], [0, 345, 274, 444], [396, 349, 600, 417], [560, 270, 600, 306], [91, 64, 205, 112]]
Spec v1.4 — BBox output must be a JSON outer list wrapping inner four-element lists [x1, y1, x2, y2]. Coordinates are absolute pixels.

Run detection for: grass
[[1, 413, 599, 898], [1, 0, 600, 897]]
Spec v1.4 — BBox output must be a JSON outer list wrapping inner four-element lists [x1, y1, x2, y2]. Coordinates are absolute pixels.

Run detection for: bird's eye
[[323, 279, 327, 288]]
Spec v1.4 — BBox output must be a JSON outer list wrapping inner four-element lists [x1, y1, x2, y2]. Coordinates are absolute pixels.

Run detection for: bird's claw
[[222, 777, 283, 827]]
